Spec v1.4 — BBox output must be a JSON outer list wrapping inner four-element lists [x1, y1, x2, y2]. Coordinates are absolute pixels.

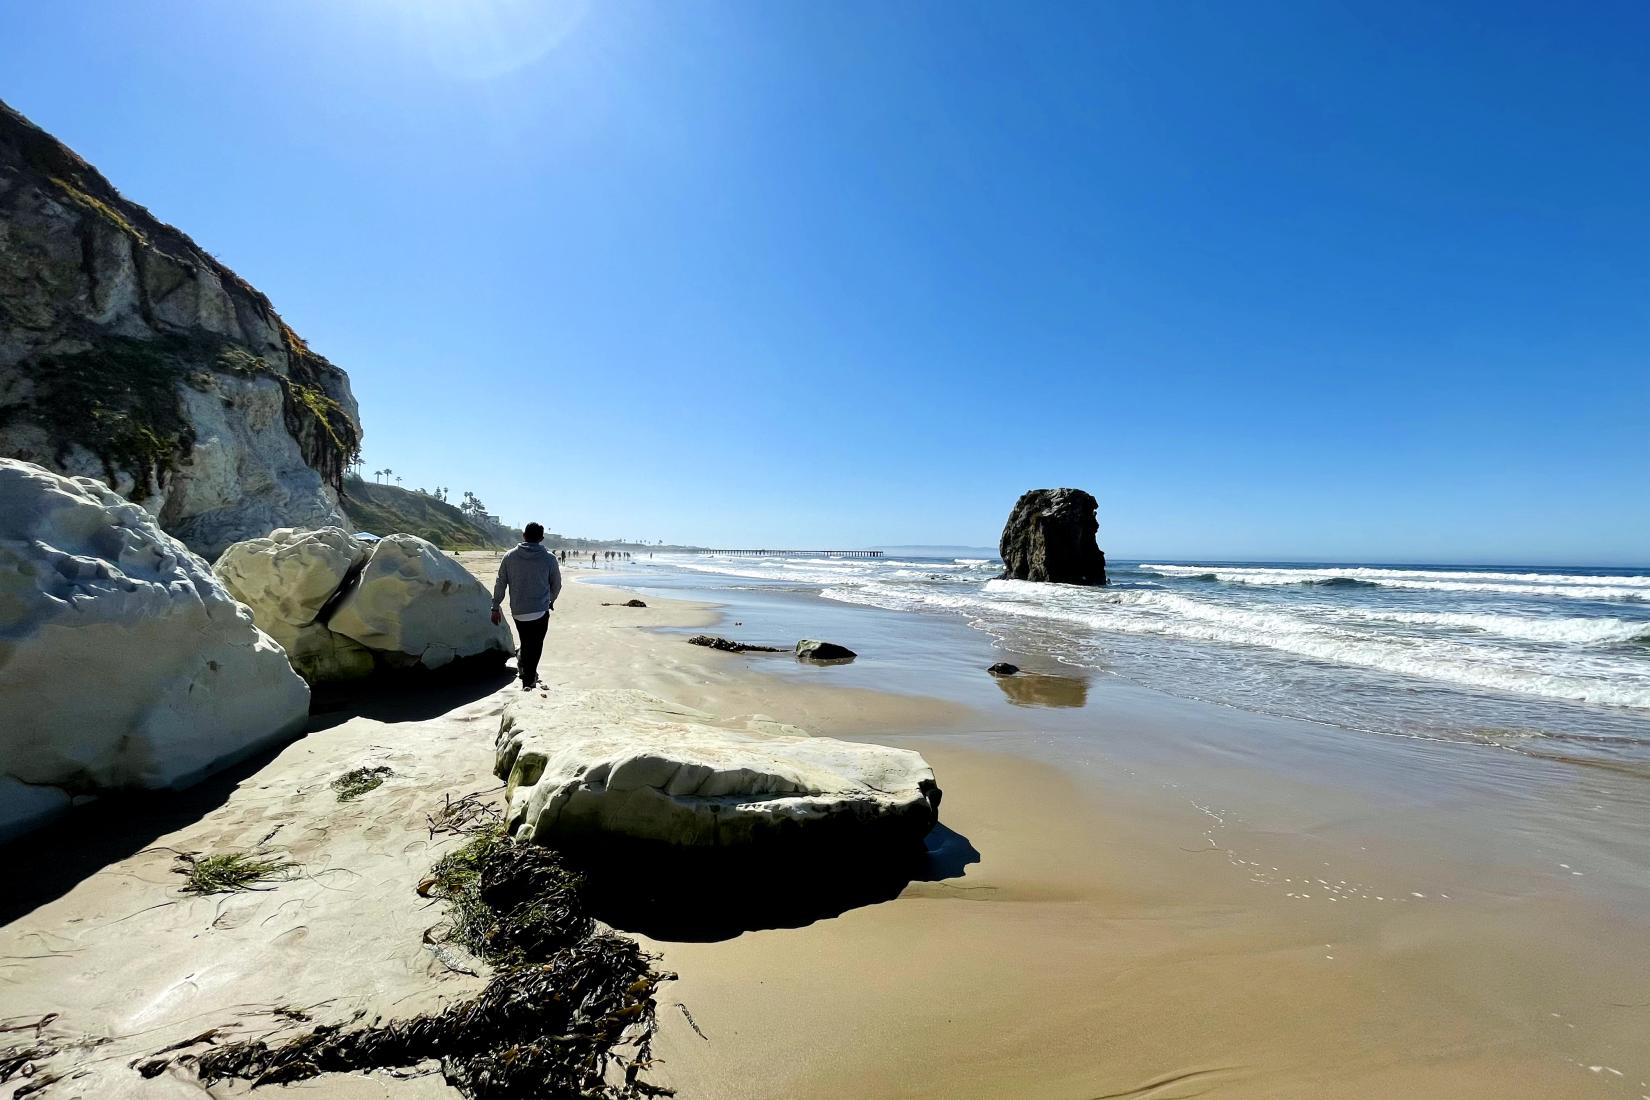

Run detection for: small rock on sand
[[796, 639, 857, 663]]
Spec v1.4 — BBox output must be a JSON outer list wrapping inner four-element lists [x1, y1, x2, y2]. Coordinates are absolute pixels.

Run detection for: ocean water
[[634, 553, 1650, 764]]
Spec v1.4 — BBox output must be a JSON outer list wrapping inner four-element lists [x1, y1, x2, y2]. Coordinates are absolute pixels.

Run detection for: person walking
[[491, 522, 562, 689]]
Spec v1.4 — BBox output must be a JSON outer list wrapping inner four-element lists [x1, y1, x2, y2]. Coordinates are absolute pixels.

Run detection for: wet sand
[[2, 559, 1646, 1098]]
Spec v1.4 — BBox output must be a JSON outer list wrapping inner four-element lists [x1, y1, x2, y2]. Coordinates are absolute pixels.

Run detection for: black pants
[[514, 615, 549, 684]]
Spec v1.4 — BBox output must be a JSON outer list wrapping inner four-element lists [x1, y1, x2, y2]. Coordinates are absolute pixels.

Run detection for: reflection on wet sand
[[992, 671, 1090, 708]]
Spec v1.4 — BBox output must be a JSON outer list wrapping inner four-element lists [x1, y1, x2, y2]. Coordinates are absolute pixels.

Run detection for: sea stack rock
[[0, 459, 311, 841], [998, 488, 1108, 585], [0, 101, 362, 559]]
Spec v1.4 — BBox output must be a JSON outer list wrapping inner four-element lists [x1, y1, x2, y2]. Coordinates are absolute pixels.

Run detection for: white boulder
[[214, 526, 374, 682], [0, 459, 311, 841], [327, 534, 513, 670], [494, 689, 942, 852], [215, 526, 366, 625]]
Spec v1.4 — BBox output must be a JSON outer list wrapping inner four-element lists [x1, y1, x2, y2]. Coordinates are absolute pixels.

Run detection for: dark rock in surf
[[796, 639, 856, 663], [998, 488, 1108, 586], [987, 662, 1020, 676], [689, 635, 783, 654]]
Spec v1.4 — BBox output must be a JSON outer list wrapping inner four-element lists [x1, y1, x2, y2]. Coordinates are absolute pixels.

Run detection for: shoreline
[[1, 561, 1646, 1097]]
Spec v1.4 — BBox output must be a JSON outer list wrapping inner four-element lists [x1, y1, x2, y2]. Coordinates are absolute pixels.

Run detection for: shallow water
[[588, 560, 1650, 1096], [612, 554, 1650, 768], [588, 561, 1650, 895]]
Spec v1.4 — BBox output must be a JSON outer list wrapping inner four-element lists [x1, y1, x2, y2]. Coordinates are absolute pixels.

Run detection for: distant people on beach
[[490, 522, 562, 690]]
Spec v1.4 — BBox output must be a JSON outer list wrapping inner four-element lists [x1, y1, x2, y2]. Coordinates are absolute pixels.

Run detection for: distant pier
[[701, 549, 884, 559]]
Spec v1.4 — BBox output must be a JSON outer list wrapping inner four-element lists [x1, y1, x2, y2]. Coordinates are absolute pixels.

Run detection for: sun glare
[[403, 0, 591, 79]]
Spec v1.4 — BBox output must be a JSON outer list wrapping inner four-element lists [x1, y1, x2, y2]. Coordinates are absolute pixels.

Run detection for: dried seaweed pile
[[425, 828, 592, 966], [194, 827, 674, 1099], [686, 635, 783, 653]]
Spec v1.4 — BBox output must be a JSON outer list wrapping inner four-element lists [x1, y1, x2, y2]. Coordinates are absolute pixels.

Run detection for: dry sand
[[2, 558, 1645, 1098]]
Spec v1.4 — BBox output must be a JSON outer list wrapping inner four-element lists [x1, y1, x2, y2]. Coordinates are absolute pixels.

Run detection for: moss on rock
[[2, 334, 199, 491], [1, 331, 361, 496]]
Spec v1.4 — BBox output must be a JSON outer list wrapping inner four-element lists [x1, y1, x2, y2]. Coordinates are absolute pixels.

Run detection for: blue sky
[[5, 1, 1646, 563]]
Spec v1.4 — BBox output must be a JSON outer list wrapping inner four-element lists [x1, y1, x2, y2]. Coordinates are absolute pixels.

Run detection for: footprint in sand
[[211, 897, 260, 930]]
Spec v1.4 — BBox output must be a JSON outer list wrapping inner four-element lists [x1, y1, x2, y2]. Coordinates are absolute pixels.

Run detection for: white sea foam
[[817, 579, 1650, 709], [1325, 607, 1650, 645], [658, 553, 1650, 719], [1139, 564, 1647, 602], [1142, 563, 1650, 587]]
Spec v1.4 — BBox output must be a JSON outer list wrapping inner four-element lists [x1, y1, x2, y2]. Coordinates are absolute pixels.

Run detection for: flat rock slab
[[495, 689, 941, 854]]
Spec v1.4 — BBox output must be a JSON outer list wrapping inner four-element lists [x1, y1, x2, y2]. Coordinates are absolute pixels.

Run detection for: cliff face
[[0, 100, 362, 558]]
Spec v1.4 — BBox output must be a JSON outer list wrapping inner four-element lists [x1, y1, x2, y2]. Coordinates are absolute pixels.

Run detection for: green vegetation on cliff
[[6, 335, 198, 490], [0, 332, 362, 494], [341, 476, 511, 549]]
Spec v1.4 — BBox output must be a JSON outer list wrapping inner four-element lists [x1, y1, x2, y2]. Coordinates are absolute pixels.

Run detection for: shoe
[[520, 678, 538, 690]]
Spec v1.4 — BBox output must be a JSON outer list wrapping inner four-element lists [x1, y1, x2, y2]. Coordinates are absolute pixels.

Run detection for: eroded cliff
[[0, 100, 362, 557]]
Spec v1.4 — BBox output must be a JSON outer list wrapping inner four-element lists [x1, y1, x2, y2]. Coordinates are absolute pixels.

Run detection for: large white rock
[[215, 526, 367, 626], [494, 689, 942, 852], [0, 459, 311, 841], [214, 526, 374, 682], [327, 534, 513, 670]]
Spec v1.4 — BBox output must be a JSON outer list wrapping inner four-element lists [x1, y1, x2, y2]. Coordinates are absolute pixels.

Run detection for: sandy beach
[[3, 560, 1647, 1099], [5, 8, 1646, 1097]]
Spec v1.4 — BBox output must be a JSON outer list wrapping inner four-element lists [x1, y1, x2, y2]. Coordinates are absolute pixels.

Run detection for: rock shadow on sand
[[306, 663, 515, 729], [0, 668, 511, 924], [577, 823, 981, 943], [0, 737, 296, 925]]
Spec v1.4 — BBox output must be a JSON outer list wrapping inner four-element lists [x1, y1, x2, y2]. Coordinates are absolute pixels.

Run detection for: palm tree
[[395, 476, 404, 488]]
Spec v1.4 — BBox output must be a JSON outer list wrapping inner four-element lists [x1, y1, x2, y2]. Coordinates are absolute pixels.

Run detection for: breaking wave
[[644, 552, 1650, 746], [1140, 563, 1649, 602], [817, 580, 1650, 710]]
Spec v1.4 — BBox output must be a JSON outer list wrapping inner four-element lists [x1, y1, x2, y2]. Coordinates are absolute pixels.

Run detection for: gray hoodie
[[492, 543, 563, 618]]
